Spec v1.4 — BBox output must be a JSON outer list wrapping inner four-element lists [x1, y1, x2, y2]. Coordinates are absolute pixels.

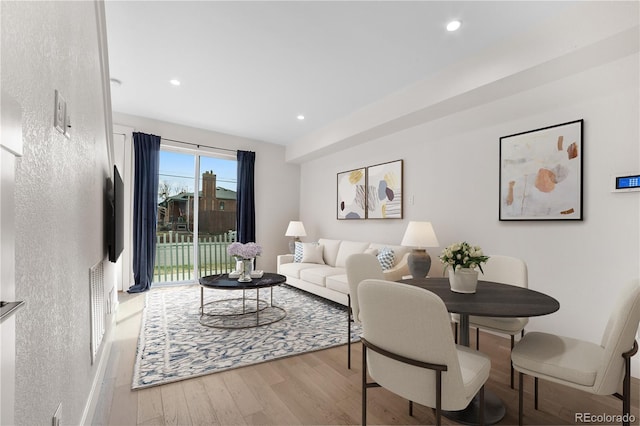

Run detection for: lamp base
[[289, 237, 300, 254], [407, 249, 432, 278]]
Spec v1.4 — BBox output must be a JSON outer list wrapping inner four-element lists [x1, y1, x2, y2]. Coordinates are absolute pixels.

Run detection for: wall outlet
[[52, 403, 62, 426], [54, 90, 66, 135]]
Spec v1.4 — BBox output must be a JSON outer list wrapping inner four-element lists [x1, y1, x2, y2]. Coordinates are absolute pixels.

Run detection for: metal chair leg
[[479, 385, 485, 426], [510, 335, 516, 389], [347, 295, 351, 369], [534, 377, 539, 410], [409, 400, 413, 416], [362, 343, 367, 425], [476, 327, 480, 350], [518, 372, 524, 426]]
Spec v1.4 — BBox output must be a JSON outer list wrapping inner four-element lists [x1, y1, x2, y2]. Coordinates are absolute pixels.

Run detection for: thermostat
[[611, 173, 640, 192]]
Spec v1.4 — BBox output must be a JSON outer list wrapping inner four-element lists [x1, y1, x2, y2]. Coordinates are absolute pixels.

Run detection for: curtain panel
[[128, 132, 161, 293], [236, 150, 256, 244]]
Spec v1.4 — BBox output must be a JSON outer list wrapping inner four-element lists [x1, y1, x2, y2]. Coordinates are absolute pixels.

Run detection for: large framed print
[[337, 168, 366, 220], [499, 119, 583, 221], [366, 159, 403, 219]]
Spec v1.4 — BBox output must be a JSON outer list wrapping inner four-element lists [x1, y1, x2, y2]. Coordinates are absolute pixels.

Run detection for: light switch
[[54, 90, 66, 134]]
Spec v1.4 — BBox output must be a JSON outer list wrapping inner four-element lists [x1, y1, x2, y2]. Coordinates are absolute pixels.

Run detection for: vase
[[448, 268, 479, 293], [238, 258, 253, 282]]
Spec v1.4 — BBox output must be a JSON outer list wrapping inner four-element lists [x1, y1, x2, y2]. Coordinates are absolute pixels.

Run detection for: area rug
[[132, 284, 360, 389]]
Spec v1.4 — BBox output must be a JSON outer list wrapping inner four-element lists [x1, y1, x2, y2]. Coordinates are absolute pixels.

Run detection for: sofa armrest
[[383, 252, 410, 282], [277, 254, 294, 273]]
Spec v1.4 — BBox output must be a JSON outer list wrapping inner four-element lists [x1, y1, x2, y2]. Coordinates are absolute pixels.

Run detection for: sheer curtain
[[236, 150, 255, 243], [128, 132, 160, 293]]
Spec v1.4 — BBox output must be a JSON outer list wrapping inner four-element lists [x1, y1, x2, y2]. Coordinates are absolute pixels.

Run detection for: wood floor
[[93, 288, 640, 426]]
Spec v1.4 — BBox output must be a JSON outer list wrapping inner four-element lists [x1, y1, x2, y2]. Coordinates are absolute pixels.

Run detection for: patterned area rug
[[132, 284, 360, 389]]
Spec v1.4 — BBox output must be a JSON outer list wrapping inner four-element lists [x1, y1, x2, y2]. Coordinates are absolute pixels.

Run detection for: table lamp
[[400, 221, 439, 278], [285, 221, 307, 254]]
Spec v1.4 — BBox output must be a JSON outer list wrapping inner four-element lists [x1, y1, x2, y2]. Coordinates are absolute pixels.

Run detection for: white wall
[[299, 52, 640, 375], [1, 1, 115, 424], [112, 113, 301, 272]]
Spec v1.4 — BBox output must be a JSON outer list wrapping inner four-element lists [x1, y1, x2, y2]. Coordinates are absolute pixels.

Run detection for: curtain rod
[[112, 132, 237, 153]]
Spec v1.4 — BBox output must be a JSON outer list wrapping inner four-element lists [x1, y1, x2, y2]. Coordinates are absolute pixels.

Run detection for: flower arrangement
[[227, 242, 262, 260], [439, 241, 489, 274]]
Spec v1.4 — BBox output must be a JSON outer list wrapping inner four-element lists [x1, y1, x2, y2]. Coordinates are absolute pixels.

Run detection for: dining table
[[399, 277, 560, 425]]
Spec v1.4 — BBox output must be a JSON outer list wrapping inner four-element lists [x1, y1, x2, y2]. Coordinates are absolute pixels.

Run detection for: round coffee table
[[199, 273, 287, 329]]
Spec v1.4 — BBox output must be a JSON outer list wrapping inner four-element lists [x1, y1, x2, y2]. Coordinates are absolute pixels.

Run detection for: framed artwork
[[366, 159, 403, 219], [499, 119, 583, 221], [337, 167, 366, 219]]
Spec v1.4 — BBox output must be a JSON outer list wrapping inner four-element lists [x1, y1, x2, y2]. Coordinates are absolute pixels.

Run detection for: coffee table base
[[442, 389, 505, 425], [200, 296, 286, 329]]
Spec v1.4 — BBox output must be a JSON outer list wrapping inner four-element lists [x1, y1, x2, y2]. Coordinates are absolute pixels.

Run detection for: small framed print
[[366, 159, 403, 219], [499, 119, 583, 221], [337, 168, 366, 220]]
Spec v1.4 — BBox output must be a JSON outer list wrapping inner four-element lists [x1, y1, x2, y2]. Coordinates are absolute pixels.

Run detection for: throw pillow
[[294, 241, 304, 263], [377, 247, 395, 271], [301, 243, 325, 264]]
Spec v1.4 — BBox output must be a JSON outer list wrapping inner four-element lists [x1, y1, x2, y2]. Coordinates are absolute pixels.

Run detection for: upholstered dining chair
[[359, 279, 491, 425], [511, 279, 640, 426], [454, 254, 528, 388], [345, 253, 384, 369]]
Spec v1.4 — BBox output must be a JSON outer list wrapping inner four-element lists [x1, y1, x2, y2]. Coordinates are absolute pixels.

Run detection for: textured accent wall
[[1, 1, 114, 424]]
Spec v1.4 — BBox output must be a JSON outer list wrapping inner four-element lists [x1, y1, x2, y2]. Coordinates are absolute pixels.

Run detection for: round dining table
[[399, 277, 560, 425]]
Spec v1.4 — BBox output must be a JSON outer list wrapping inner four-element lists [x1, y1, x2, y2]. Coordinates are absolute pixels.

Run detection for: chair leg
[[479, 385, 485, 426], [534, 377, 539, 410], [362, 343, 367, 426], [510, 335, 515, 389], [347, 296, 351, 369], [518, 372, 524, 426], [435, 370, 442, 426], [409, 400, 413, 416], [454, 323, 458, 343], [476, 327, 480, 350]]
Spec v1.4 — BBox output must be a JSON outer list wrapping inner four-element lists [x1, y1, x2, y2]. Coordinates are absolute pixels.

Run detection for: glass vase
[[238, 258, 253, 282]]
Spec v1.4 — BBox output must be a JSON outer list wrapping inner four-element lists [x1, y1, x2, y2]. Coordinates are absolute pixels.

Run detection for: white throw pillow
[[301, 243, 325, 264]]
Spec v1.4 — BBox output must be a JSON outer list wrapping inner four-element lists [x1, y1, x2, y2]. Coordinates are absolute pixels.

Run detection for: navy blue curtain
[[236, 150, 256, 243], [128, 132, 161, 293]]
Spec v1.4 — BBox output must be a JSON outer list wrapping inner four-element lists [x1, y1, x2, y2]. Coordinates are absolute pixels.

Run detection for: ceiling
[[105, 1, 573, 146]]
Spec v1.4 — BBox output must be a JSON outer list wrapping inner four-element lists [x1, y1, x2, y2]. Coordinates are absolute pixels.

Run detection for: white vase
[[238, 258, 253, 282], [448, 268, 479, 293]]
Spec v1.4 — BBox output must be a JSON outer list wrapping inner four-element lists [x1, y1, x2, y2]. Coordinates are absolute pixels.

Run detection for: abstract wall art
[[337, 167, 366, 219], [366, 160, 403, 219], [499, 120, 583, 221]]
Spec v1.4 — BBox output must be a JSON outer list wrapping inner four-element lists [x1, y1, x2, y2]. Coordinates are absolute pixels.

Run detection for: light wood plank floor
[[93, 289, 639, 426]]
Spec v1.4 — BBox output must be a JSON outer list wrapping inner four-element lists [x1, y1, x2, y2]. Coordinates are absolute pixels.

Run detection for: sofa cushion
[[318, 239, 342, 266], [335, 241, 371, 267], [326, 274, 349, 294], [279, 262, 324, 279], [300, 266, 345, 286], [377, 247, 395, 270]]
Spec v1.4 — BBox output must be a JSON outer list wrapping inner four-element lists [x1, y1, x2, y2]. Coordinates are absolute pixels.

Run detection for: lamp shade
[[400, 221, 439, 248], [285, 221, 307, 237]]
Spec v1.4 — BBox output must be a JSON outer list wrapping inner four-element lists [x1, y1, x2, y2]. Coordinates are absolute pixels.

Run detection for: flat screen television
[[108, 165, 124, 263]]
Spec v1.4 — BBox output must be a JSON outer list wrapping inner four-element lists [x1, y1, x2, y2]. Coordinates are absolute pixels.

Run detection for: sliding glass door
[[156, 148, 237, 284]]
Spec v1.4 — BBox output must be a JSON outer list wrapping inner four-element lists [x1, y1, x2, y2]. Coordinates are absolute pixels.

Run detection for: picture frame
[[499, 119, 583, 221], [366, 159, 403, 219], [337, 167, 366, 220]]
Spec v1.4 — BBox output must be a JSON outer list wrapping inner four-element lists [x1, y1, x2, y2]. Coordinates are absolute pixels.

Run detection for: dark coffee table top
[[200, 273, 286, 290], [399, 277, 560, 318]]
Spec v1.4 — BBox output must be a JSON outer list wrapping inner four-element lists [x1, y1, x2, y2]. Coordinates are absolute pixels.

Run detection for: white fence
[[155, 233, 236, 282]]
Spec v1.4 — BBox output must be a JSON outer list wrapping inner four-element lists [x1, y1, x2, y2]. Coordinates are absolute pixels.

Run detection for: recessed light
[[170, 79, 181, 86], [446, 20, 462, 32], [297, 114, 305, 120]]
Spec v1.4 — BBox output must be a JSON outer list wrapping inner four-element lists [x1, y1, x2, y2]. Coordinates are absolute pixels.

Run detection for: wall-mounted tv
[[108, 165, 124, 263]]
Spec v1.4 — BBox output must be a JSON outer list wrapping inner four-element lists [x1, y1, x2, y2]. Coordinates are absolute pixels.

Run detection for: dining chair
[[359, 279, 491, 425], [453, 254, 528, 388], [511, 279, 640, 426], [345, 253, 384, 369]]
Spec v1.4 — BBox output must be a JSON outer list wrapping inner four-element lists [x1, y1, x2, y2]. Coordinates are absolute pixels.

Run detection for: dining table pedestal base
[[442, 389, 505, 425]]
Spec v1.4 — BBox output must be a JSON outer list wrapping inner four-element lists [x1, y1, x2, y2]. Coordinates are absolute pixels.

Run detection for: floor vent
[[90, 261, 105, 364]]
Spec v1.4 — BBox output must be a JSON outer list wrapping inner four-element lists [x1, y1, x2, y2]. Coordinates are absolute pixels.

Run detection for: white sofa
[[277, 238, 410, 306]]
